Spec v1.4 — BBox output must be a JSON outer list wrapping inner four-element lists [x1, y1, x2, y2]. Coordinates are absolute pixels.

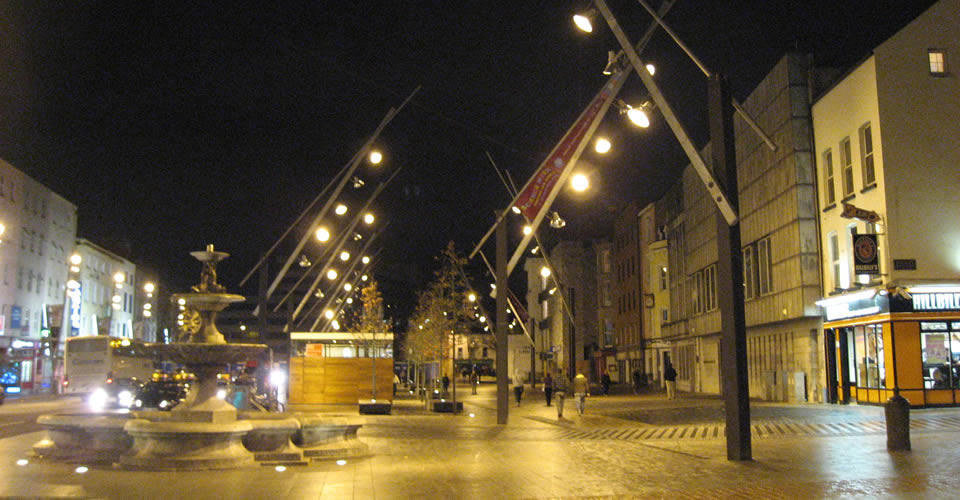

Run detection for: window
[[859, 123, 875, 187], [704, 265, 717, 311], [854, 324, 885, 388], [929, 49, 946, 75], [691, 272, 703, 314], [757, 237, 773, 295], [599, 249, 611, 274], [840, 138, 854, 197], [829, 231, 841, 290], [660, 308, 668, 324], [743, 245, 756, 300], [822, 149, 836, 205], [920, 321, 959, 389], [659, 266, 667, 291]]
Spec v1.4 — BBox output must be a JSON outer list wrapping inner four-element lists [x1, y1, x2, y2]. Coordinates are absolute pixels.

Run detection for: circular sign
[[855, 235, 877, 263]]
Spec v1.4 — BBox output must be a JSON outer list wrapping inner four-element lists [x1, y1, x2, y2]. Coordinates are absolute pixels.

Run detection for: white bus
[[63, 336, 155, 393]]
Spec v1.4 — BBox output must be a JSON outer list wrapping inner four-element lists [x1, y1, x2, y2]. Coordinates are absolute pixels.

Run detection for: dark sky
[[0, 1, 937, 317]]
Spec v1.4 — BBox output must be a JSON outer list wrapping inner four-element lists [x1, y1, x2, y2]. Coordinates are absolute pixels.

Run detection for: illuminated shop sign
[[819, 290, 889, 322], [912, 293, 960, 311]]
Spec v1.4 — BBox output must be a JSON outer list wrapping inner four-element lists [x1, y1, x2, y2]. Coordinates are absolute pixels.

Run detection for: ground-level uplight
[[336, 459, 347, 466], [75, 466, 89, 474], [16, 459, 28, 466]]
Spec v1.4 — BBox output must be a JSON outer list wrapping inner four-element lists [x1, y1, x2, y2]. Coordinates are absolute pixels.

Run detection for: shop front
[[820, 286, 960, 407]]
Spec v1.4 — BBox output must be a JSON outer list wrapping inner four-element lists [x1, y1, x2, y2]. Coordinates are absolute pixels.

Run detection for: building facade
[[659, 53, 824, 401], [613, 202, 643, 384], [525, 240, 602, 381], [71, 239, 137, 339], [813, 0, 960, 407], [0, 158, 78, 394]]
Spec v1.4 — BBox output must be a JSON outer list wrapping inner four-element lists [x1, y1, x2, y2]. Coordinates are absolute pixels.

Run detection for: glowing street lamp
[[344, 283, 353, 292], [468, 292, 477, 302], [327, 269, 338, 280], [369, 150, 382, 165], [573, 8, 597, 33], [361, 256, 370, 265], [113, 272, 125, 288], [595, 137, 612, 153], [522, 225, 532, 236], [324, 309, 335, 320], [571, 174, 589, 192], [540, 266, 552, 278], [335, 204, 348, 216], [340, 251, 350, 261], [315, 227, 331, 242], [363, 213, 375, 225]]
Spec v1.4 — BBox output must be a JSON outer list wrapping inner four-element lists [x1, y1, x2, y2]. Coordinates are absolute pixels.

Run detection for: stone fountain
[[118, 244, 267, 469], [33, 245, 369, 470]]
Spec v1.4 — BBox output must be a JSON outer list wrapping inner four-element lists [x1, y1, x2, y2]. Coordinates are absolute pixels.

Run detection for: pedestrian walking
[[393, 372, 400, 397], [601, 372, 611, 395], [664, 362, 678, 399], [554, 369, 569, 418], [543, 372, 554, 406], [470, 370, 479, 395], [442, 374, 450, 394], [513, 370, 525, 406], [572, 372, 588, 416]]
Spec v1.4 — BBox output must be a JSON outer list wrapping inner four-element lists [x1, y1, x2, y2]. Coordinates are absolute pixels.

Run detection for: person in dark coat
[[664, 362, 678, 399], [543, 372, 554, 406], [601, 372, 611, 395]]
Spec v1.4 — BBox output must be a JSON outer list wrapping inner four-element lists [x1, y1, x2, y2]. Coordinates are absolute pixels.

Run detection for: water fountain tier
[[120, 245, 266, 469]]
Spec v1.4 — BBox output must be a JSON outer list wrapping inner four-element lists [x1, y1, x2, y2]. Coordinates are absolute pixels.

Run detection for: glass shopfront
[[920, 321, 960, 389]]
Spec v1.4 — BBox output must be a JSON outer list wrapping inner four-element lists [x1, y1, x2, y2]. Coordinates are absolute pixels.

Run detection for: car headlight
[[118, 390, 134, 408], [89, 388, 108, 411], [135, 399, 143, 408], [216, 389, 227, 400], [159, 400, 169, 409]]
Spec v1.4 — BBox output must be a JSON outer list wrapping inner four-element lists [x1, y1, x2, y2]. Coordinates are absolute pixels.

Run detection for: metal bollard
[[884, 393, 911, 451]]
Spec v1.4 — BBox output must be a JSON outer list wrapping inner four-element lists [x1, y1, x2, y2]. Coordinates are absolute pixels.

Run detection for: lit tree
[[355, 279, 392, 399]]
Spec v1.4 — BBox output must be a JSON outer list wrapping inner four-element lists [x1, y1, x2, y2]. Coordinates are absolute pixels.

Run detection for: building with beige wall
[[658, 53, 823, 401], [813, 0, 960, 407]]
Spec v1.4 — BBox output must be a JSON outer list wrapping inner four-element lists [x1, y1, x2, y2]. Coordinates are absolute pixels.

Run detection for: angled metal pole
[[262, 87, 419, 303], [594, 0, 738, 226], [633, 0, 777, 152], [239, 153, 351, 288], [287, 175, 396, 322]]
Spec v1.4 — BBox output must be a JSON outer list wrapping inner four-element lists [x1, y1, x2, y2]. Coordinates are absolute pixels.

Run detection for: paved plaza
[[2, 384, 960, 499]]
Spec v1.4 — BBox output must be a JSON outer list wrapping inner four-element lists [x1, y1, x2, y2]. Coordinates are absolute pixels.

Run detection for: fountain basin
[[120, 419, 254, 470], [150, 343, 264, 366], [33, 413, 135, 463], [294, 415, 369, 460]]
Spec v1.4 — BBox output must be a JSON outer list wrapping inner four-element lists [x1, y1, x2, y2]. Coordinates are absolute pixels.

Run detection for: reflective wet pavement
[[2, 385, 958, 499]]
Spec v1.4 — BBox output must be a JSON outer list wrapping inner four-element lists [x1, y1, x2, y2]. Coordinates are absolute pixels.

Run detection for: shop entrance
[[826, 327, 856, 404]]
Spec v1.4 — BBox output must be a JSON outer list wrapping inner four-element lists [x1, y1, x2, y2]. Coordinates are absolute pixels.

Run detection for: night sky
[[0, 1, 938, 318]]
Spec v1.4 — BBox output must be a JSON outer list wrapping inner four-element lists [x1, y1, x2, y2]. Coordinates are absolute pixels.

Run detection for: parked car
[[88, 377, 144, 410], [134, 380, 189, 410]]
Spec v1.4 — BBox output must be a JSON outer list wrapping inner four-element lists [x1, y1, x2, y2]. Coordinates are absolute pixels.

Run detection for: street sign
[[841, 203, 882, 223]]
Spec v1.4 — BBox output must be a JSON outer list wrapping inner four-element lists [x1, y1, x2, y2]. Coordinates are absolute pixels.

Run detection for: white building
[[0, 158, 77, 394], [71, 239, 137, 339], [813, 0, 960, 407]]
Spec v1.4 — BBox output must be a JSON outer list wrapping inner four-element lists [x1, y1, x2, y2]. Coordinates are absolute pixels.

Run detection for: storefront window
[[854, 325, 885, 388], [920, 322, 956, 389]]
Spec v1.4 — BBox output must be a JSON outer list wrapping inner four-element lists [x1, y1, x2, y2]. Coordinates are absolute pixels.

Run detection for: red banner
[[513, 70, 628, 220]]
